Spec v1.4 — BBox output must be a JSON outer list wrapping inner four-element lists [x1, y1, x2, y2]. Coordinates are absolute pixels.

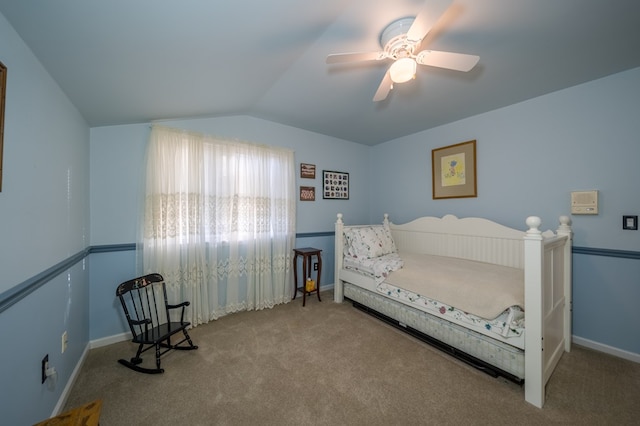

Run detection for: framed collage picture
[[323, 170, 349, 199]]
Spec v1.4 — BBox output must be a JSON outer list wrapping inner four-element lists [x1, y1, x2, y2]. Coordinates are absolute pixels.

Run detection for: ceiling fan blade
[[415, 50, 479, 72], [373, 71, 392, 102], [326, 51, 386, 64], [406, 0, 453, 43]]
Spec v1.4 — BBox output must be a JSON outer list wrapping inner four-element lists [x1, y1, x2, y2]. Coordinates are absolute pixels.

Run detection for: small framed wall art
[[432, 140, 477, 199], [300, 186, 316, 201], [323, 170, 349, 199], [300, 163, 316, 179]]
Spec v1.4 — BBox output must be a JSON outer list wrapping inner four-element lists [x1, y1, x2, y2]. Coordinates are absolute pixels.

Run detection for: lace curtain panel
[[139, 125, 296, 326]]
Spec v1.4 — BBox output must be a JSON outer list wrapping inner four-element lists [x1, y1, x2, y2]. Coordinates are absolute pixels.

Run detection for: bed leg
[[334, 213, 345, 303], [334, 280, 344, 303]]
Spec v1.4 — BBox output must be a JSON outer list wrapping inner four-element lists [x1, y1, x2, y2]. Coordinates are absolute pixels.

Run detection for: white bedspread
[[383, 252, 524, 320]]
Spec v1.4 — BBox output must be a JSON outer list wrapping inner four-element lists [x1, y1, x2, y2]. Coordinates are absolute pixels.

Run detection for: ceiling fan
[[326, 0, 479, 102]]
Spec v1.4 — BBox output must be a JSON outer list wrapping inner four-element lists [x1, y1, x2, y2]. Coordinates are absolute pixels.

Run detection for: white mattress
[[376, 281, 524, 344], [344, 252, 526, 348]]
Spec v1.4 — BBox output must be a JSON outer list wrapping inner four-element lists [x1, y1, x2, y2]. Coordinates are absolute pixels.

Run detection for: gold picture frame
[[0, 61, 6, 192], [432, 140, 477, 199]]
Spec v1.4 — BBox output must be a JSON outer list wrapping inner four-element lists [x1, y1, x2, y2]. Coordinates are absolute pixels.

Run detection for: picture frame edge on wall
[[0, 60, 6, 192], [299, 186, 316, 201], [300, 163, 316, 179], [431, 139, 477, 200], [322, 170, 349, 200]]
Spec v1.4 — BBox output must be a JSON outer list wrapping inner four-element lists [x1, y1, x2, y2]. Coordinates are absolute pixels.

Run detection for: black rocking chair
[[116, 273, 198, 374]]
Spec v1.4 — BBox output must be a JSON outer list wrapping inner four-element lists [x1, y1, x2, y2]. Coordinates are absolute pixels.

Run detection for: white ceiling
[[1, 0, 640, 146]]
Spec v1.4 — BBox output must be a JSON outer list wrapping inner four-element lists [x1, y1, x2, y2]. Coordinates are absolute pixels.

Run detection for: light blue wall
[[89, 250, 136, 340], [0, 11, 90, 426], [90, 124, 149, 245], [370, 67, 640, 355], [573, 253, 640, 352], [369, 68, 640, 250], [88, 117, 370, 339]]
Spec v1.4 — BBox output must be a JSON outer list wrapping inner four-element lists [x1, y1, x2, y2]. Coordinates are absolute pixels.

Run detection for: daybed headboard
[[334, 213, 569, 273], [389, 214, 526, 268]]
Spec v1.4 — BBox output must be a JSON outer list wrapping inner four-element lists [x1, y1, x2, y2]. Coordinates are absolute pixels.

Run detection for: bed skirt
[[344, 283, 525, 381]]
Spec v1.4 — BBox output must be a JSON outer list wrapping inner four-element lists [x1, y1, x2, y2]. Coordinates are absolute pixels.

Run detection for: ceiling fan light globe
[[389, 58, 416, 83]]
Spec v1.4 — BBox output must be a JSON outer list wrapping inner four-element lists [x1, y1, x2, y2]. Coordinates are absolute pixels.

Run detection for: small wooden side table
[[293, 247, 322, 307]]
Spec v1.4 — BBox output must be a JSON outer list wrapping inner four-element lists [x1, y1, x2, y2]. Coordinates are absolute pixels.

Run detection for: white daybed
[[333, 213, 572, 408]]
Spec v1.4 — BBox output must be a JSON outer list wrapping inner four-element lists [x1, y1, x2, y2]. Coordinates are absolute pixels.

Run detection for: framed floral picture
[[432, 140, 477, 199], [322, 170, 349, 199]]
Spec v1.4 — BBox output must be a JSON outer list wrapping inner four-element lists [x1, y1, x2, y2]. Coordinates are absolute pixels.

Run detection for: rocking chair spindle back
[[116, 273, 198, 374]]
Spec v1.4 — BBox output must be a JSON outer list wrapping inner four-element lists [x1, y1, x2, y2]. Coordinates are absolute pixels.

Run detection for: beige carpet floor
[[64, 292, 640, 425]]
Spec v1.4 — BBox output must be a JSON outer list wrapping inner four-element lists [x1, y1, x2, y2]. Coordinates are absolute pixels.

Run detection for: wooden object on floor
[[292, 247, 322, 306], [33, 399, 102, 426]]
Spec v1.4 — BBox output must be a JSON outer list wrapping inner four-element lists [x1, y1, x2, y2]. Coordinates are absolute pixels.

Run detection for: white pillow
[[344, 225, 397, 259], [375, 226, 397, 255]]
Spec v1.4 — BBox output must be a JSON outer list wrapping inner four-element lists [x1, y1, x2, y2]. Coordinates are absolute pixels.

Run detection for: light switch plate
[[623, 215, 638, 230]]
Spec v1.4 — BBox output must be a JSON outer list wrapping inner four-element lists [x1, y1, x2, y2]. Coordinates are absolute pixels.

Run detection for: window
[[140, 125, 296, 325]]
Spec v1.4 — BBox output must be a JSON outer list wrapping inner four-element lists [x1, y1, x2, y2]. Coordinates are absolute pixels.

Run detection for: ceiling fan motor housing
[[379, 17, 419, 60]]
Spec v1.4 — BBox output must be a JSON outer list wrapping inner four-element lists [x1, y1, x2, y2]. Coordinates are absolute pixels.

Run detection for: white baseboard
[[90, 331, 131, 349], [51, 332, 131, 415], [320, 283, 334, 292], [51, 344, 90, 417], [573, 335, 640, 363]]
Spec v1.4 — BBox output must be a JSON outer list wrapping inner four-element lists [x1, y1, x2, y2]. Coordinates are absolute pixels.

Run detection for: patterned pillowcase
[[374, 226, 397, 255], [344, 225, 397, 259]]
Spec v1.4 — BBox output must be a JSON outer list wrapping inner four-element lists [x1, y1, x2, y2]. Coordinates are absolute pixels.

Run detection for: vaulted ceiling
[[1, 0, 640, 145]]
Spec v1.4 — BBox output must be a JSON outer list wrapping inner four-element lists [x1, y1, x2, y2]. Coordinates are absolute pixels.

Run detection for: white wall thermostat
[[571, 190, 599, 215]]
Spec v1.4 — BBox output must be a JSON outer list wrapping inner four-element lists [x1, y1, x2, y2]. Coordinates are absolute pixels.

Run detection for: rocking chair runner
[[116, 273, 198, 374]]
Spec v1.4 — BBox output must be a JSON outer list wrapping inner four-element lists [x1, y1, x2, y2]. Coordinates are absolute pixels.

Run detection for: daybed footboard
[[334, 213, 572, 408], [524, 215, 572, 407]]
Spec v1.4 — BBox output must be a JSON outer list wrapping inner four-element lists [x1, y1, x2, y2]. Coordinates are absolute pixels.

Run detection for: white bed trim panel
[[391, 214, 525, 268]]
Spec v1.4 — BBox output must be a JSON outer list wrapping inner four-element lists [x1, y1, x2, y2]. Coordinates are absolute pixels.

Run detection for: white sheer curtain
[[139, 125, 296, 326]]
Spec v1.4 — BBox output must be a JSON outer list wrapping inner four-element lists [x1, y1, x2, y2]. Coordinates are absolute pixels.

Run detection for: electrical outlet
[[41, 354, 48, 384], [313, 262, 318, 271], [61, 331, 68, 354]]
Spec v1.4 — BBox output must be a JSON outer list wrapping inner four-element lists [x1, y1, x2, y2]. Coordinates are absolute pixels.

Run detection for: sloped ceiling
[[1, 0, 640, 145]]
